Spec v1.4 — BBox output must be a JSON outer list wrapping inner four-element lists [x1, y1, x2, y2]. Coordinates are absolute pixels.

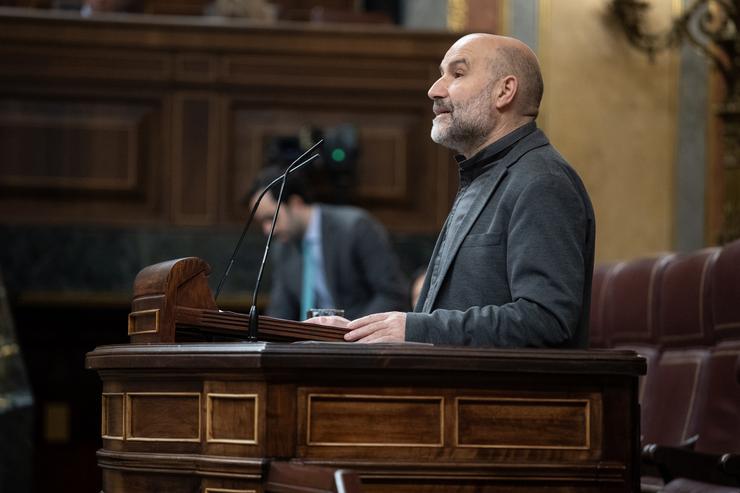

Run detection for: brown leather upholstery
[[658, 249, 718, 348], [685, 239, 740, 454], [588, 263, 614, 348], [602, 242, 740, 491], [606, 255, 673, 346], [710, 238, 740, 342], [641, 250, 718, 446], [642, 349, 710, 446], [693, 341, 740, 455], [605, 255, 673, 406]]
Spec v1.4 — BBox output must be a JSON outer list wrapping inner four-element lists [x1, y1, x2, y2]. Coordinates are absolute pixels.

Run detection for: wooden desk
[[86, 342, 644, 492]]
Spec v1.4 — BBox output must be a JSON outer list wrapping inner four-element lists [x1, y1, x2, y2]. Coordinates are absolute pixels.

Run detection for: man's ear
[[494, 75, 518, 110]]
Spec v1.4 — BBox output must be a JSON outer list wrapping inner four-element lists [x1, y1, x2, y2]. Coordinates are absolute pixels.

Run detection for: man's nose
[[428, 76, 448, 100], [262, 222, 272, 236]]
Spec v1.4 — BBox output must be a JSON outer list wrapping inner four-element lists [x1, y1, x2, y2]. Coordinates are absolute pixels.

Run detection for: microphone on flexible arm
[[213, 139, 323, 340]]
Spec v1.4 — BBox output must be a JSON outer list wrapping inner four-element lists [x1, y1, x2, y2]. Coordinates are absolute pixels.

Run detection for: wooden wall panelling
[[0, 9, 458, 232], [224, 93, 449, 233], [0, 44, 172, 83], [0, 92, 169, 225], [171, 92, 220, 225]]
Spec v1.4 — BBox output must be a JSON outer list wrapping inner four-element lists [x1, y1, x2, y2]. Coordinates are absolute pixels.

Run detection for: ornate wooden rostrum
[[86, 258, 646, 492]]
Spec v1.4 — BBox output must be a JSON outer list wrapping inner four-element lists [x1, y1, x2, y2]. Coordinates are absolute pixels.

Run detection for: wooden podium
[[86, 258, 645, 492]]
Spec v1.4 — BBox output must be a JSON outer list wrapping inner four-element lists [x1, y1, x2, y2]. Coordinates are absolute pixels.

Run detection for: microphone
[[247, 141, 323, 340], [214, 140, 323, 301]]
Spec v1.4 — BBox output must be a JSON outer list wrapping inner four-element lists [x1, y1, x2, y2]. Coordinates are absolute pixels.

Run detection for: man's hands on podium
[[305, 312, 407, 343]]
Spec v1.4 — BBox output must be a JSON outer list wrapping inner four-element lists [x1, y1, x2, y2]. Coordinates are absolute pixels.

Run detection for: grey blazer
[[406, 129, 595, 348], [266, 205, 408, 321]]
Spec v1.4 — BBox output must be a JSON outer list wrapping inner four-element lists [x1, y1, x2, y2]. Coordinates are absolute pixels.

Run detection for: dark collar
[[455, 121, 538, 184]]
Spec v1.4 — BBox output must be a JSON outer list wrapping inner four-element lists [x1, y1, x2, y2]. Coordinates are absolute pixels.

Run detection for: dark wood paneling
[[456, 397, 591, 449], [86, 342, 645, 492], [172, 93, 219, 225], [226, 103, 437, 230], [127, 393, 201, 441], [103, 393, 125, 440], [0, 8, 457, 233], [0, 99, 152, 193], [207, 393, 258, 443], [305, 394, 443, 446], [0, 94, 167, 224]]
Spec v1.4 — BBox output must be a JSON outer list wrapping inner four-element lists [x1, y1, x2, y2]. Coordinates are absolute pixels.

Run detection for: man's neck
[[463, 117, 534, 159]]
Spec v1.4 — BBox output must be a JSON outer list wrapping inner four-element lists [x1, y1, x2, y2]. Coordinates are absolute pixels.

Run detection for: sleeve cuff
[[405, 312, 429, 343]]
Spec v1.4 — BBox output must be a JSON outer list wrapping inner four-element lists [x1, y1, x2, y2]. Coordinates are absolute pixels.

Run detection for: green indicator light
[[331, 148, 346, 162]]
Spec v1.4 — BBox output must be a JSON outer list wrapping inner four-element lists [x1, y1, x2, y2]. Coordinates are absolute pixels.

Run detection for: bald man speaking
[[312, 34, 595, 348]]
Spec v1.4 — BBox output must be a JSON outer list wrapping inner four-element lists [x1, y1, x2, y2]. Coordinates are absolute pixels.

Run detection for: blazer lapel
[[414, 213, 453, 311], [422, 130, 550, 310]]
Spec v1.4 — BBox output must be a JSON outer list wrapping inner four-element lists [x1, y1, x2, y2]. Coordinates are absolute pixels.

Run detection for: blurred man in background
[[249, 166, 407, 321]]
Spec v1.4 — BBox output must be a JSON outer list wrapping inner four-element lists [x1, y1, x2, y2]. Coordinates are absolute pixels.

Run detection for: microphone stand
[[214, 140, 323, 301], [247, 170, 290, 340], [213, 139, 323, 341]]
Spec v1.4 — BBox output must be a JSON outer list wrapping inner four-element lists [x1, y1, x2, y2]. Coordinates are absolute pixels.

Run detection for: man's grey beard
[[431, 84, 496, 156]]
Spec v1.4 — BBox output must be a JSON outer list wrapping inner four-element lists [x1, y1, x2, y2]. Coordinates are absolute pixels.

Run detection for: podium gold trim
[[125, 392, 201, 442], [101, 392, 125, 440], [127, 308, 160, 335], [206, 393, 259, 445], [306, 393, 444, 447], [454, 396, 591, 450]]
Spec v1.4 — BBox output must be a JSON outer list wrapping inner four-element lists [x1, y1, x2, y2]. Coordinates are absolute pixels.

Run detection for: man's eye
[[454, 72, 464, 78]]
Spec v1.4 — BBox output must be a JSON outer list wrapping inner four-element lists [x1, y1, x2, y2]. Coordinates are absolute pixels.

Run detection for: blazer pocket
[[461, 231, 502, 248]]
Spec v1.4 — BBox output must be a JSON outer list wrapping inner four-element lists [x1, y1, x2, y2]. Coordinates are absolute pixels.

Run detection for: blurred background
[[0, 0, 737, 491]]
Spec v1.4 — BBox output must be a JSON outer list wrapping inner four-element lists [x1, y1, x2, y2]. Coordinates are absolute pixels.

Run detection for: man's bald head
[[455, 34, 543, 118], [428, 33, 544, 157]]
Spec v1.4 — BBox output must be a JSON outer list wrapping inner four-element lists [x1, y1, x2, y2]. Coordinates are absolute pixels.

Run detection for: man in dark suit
[[316, 33, 595, 348], [250, 166, 407, 321]]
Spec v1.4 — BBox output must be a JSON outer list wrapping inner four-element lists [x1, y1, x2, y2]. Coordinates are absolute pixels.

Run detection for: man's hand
[[344, 312, 407, 343], [304, 316, 350, 328]]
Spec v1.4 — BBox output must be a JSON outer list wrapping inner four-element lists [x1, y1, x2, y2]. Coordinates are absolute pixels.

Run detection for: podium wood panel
[[87, 342, 644, 492]]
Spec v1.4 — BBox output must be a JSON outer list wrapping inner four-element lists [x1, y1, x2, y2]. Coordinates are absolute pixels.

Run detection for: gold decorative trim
[[206, 393, 259, 445], [454, 397, 591, 450], [537, 0, 552, 134], [126, 392, 201, 442], [500, 0, 510, 36], [204, 489, 256, 493], [101, 392, 125, 440], [307, 393, 444, 448], [447, 0, 468, 32], [0, 342, 19, 357], [127, 308, 160, 335], [710, 348, 740, 357], [715, 322, 740, 331]]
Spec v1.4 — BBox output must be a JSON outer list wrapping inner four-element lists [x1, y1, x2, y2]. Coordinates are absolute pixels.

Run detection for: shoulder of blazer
[[502, 128, 551, 170]]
